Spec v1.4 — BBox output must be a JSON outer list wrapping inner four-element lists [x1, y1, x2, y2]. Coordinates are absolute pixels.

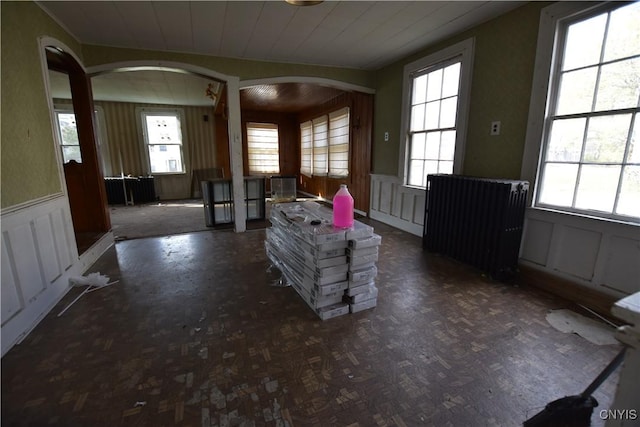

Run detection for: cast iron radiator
[[423, 174, 529, 280], [104, 176, 156, 205]]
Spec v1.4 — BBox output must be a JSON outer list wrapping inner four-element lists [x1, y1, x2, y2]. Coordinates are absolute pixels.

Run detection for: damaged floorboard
[[1, 220, 622, 426]]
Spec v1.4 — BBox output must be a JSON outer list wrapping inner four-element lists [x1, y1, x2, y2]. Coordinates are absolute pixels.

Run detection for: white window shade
[[329, 107, 350, 177], [313, 116, 328, 176], [300, 121, 313, 177], [247, 122, 280, 175]]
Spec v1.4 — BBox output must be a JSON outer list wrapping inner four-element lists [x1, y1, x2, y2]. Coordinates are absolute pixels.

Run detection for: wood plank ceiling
[[240, 83, 347, 113]]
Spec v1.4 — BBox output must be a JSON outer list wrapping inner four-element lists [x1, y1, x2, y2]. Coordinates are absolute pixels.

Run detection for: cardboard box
[[317, 303, 349, 320], [348, 252, 379, 267], [350, 298, 377, 313], [349, 234, 382, 249], [345, 281, 376, 296], [349, 266, 378, 283], [345, 285, 378, 303], [271, 202, 347, 245], [345, 221, 374, 240], [347, 246, 379, 258]]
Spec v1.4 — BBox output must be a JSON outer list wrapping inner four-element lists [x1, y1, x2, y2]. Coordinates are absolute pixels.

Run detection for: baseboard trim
[[518, 264, 620, 321]]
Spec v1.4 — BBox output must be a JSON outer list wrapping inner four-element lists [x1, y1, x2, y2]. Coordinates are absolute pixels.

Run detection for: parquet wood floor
[[1, 220, 622, 426]]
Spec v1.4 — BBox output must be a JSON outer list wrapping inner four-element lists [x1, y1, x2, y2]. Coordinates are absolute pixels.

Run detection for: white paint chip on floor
[[546, 309, 619, 346]]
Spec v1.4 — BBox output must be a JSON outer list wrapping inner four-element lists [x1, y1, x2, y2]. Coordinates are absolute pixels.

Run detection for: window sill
[[528, 206, 640, 227]]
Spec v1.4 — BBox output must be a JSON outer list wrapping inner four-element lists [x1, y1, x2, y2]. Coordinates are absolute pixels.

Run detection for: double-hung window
[[536, 2, 640, 221], [141, 109, 185, 174], [55, 110, 81, 163], [246, 122, 280, 175], [401, 39, 473, 188], [300, 107, 350, 177]]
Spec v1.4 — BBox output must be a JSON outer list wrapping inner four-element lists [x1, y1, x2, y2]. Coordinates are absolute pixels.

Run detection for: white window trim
[[520, 1, 640, 224], [136, 106, 187, 175], [54, 103, 112, 175], [398, 37, 475, 186], [53, 108, 81, 163]]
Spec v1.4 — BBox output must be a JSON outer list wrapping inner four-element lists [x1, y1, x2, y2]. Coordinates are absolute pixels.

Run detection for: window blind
[[247, 122, 280, 175], [312, 116, 328, 176], [329, 107, 350, 177], [300, 121, 313, 177]]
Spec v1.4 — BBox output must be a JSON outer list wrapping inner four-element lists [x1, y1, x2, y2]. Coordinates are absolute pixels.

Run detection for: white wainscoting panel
[[1, 241, 21, 325], [369, 174, 425, 237], [520, 208, 640, 297], [1, 195, 114, 356]]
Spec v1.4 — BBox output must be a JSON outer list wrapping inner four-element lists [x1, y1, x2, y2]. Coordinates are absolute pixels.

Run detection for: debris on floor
[[546, 309, 619, 345], [58, 272, 119, 317]]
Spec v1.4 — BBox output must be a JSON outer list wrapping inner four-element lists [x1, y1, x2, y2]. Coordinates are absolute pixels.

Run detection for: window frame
[[246, 121, 280, 175], [138, 107, 186, 175], [526, 1, 640, 223], [299, 107, 351, 178], [54, 109, 82, 164], [399, 37, 474, 188]]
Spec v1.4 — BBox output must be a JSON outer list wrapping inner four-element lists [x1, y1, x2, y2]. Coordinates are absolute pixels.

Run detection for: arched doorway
[[45, 46, 111, 254], [86, 61, 246, 233]]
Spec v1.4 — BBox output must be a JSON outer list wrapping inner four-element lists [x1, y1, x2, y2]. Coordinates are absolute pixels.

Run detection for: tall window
[[246, 122, 280, 175], [55, 111, 81, 163], [299, 107, 350, 178], [312, 116, 329, 176], [407, 60, 460, 186], [141, 110, 185, 174], [401, 38, 474, 188], [536, 2, 640, 221], [300, 121, 313, 177], [329, 107, 350, 177]]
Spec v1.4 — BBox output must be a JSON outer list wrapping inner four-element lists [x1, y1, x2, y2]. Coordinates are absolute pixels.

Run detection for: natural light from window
[[299, 107, 351, 178], [142, 112, 185, 174], [537, 2, 640, 221], [407, 60, 461, 187], [247, 122, 280, 175], [56, 111, 81, 163]]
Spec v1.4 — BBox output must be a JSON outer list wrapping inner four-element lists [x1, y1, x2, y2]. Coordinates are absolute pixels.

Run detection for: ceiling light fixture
[[285, 0, 324, 6]]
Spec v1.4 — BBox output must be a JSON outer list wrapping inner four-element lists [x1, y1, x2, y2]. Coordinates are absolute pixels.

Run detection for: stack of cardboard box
[[345, 231, 381, 313], [265, 201, 381, 320]]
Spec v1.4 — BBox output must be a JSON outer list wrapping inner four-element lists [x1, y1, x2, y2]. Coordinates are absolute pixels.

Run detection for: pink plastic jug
[[332, 184, 354, 228]]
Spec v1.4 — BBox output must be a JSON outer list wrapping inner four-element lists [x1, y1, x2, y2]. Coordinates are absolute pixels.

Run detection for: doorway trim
[[86, 60, 246, 232]]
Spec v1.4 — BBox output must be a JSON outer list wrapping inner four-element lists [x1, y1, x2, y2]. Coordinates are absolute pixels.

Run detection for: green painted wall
[[81, 45, 373, 88], [373, 2, 548, 179], [1, 1, 82, 208]]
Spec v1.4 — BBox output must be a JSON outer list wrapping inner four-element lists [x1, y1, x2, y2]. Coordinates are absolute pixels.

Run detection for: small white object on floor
[[57, 272, 119, 317], [546, 309, 618, 346]]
